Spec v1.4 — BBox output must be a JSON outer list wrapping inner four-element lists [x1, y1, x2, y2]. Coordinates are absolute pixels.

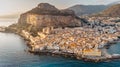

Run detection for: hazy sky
[[0, 0, 119, 16]]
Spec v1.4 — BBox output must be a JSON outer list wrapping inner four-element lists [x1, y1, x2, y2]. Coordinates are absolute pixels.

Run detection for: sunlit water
[[0, 20, 120, 67], [107, 42, 120, 54], [0, 32, 80, 67], [0, 19, 17, 26]]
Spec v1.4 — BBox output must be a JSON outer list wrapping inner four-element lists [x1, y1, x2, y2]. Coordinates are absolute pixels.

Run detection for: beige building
[[38, 32, 46, 39], [83, 49, 102, 57]]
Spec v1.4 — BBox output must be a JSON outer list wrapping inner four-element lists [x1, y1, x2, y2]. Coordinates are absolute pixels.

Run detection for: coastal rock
[[0, 26, 6, 32], [18, 3, 84, 28]]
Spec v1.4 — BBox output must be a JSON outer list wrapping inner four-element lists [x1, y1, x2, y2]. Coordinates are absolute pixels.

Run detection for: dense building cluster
[[22, 20, 120, 58]]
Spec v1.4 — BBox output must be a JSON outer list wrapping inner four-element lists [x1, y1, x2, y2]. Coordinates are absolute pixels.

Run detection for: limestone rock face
[[37, 3, 58, 11], [18, 3, 84, 28]]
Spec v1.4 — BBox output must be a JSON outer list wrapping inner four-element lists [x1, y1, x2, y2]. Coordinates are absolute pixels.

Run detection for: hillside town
[[1, 1, 120, 67], [5, 3, 120, 62], [21, 16, 120, 61]]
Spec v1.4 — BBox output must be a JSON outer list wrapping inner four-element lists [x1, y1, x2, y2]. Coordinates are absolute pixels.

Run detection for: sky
[[0, 0, 119, 16]]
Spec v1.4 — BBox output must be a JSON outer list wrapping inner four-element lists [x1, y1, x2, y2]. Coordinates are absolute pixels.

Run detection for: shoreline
[[26, 37, 120, 62], [2, 28, 120, 62], [2, 31, 120, 62]]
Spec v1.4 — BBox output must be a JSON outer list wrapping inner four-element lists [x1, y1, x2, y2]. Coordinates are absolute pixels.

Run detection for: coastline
[[28, 37, 120, 62], [1, 25, 120, 62], [14, 29, 120, 62]]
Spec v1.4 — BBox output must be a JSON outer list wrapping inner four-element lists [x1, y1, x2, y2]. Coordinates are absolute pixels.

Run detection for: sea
[[0, 19, 120, 67]]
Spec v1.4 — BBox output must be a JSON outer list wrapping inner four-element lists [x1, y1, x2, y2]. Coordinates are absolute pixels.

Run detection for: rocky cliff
[[18, 3, 83, 28]]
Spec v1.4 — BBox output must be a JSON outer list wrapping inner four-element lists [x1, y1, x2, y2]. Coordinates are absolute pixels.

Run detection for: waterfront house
[[83, 49, 102, 57]]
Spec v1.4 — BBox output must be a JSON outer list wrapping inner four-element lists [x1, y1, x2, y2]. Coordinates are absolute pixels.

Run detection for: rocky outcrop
[[18, 3, 83, 28], [0, 26, 6, 32]]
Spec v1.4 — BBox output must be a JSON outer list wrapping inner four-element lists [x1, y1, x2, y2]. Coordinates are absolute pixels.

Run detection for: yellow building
[[38, 32, 46, 39], [83, 49, 102, 57]]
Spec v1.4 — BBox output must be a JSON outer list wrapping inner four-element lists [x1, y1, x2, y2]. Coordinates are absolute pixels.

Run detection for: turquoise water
[[107, 42, 120, 54], [0, 33, 120, 67]]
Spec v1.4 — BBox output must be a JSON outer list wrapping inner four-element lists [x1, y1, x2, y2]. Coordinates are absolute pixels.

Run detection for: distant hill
[[0, 14, 19, 19], [94, 4, 120, 17], [108, 1, 120, 6], [68, 5, 107, 16], [67, 0, 120, 16]]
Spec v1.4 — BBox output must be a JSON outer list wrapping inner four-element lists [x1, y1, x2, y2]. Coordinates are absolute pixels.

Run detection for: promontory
[[5, 3, 120, 62]]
